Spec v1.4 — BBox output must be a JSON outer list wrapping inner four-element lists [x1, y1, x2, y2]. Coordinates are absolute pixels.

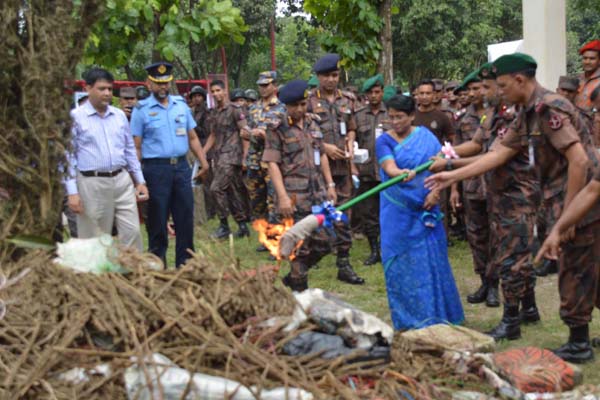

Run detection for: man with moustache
[[131, 62, 209, 268], [575, 40, 600, 112], [307, 53, 364, 285]]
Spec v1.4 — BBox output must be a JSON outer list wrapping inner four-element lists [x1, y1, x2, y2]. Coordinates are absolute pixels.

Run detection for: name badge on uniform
[[340, 121, 347, 136], [176, 127, 186, 136], [314, 149, 321, 165], [528, 137, 535, 167]]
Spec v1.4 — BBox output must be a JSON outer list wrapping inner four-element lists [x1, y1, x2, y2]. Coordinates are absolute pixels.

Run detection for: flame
[[252, 218, 302, 260]]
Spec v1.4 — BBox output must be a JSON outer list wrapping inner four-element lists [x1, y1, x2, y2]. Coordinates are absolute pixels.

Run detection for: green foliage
[[566, 0, 600, 74], [303, 0, 383, 72], [83, 0, 247, 72], [392, 0, 522, 85]]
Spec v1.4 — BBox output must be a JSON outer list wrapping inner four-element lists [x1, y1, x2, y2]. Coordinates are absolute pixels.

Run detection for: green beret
[[460, 69, 481, 88], [382, 85, 397, 102], [492, 53, 537, 76], [362, 74, 384, 93], [308, 75, 319, 88], [478, 62, 496, 80]]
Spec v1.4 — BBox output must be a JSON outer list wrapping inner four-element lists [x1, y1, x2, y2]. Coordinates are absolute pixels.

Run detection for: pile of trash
[[0, 238, 598, 399]]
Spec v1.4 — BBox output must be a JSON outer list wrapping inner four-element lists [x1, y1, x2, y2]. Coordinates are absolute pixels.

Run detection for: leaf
[[6, 235, 55, 251]]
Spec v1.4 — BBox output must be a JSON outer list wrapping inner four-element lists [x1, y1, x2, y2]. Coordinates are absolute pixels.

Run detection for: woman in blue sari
[[376, 95, 464, 330]]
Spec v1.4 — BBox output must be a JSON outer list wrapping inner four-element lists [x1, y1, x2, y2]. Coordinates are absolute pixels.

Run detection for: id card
[[314, 149, 321, 165], [340, 121, 347, 136], [176, 127, 186, 136]]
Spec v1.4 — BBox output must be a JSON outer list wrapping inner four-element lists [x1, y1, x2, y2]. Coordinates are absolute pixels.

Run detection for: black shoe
[[336, 257, 365, 285], [552, 341, 594, 364], [485, 286, 500, 308], [282, 274, 308, 292], [211, 223, 231, 239], [535, 259, 558, 277], [234, 222, 250, 238], [363, 236, 381, 266], [256, 244, 268, 252], [486, 304, 521, 341], [519, 306, 541, 324], [467, 275, 488, 304]]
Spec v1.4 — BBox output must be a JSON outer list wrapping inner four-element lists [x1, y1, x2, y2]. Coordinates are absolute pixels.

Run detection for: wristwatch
[[327, 182, 336, 188], [446, 159, 453, 171]]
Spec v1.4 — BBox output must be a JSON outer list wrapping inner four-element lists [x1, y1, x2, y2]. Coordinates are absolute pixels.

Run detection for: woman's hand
[[400, 169, 417, 182], [423, 190, 440, 210]]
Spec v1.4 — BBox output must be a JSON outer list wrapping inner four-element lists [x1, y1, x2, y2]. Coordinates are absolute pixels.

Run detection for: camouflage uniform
[[353, 103, 387, 239], [210, 103, 250, 223], [245, 97, 286, 222], [262, 115, 332, 279], [455, 105, 490, 278], [307, 88, 356, 255], [501, 84, 600, 323], [192, 105, 215, 223], [473, 104, 539, 306]]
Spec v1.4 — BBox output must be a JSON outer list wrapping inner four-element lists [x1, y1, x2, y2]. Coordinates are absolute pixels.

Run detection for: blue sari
[[376, 127, 464, 330]]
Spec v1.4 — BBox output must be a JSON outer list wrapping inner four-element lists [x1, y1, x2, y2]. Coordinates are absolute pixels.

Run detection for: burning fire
[[252, 218, 302, 260]]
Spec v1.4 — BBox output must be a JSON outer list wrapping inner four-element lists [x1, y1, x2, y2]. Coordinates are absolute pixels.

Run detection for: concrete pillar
[[522, 0, 566, 89]]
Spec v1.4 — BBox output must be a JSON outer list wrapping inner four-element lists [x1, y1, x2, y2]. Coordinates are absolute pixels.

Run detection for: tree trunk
[[377, 0, 394, 85]]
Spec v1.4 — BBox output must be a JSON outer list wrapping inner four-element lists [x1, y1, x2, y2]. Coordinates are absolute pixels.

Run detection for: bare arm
[[320, 153, 337, 203], [188, 129, 209, 175], [535, 179, 600, 262], [203, 132, 215, 154], [268, 161, 294, 218], [425, 144, 517, 191]]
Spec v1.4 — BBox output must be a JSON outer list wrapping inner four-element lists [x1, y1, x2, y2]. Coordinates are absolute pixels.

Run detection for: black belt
[[80, 168, 122, 177], [142, 156, 186, 165]]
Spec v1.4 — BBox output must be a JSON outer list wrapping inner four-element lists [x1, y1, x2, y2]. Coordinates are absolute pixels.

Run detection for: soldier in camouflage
[[307, 53, 364, 285], [427, 53, 600, 362], [453, 70, 495, 307], [354, 74, 387, 265], [263, 80, 337, 291], [243, 71, 286, 252], [203, 80, 251, 239]]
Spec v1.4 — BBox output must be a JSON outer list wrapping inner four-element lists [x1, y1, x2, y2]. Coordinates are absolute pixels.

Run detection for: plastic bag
[[54, 235, 126, 274], [124, 353, 313, 400]]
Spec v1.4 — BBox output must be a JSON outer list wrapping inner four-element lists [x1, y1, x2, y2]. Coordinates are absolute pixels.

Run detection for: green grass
[[150, 217, 600, 386]]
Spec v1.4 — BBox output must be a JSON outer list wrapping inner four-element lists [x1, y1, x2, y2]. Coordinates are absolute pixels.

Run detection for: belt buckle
[[169, 157, 178, 165]]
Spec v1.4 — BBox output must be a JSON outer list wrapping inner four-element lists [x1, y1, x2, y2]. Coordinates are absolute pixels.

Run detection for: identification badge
[[528, 137, 535, 167], [176, 127, 186, 136], [340, 121, 347, 136], [314, 149, 321, 165]]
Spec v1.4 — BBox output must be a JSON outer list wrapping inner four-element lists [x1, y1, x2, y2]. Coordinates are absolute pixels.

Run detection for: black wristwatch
[[446, 159, 453, 171]]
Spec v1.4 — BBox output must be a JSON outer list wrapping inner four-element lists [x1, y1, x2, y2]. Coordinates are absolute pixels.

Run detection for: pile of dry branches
[[0, 0, 103, 256], [0, 249, 491, 399]]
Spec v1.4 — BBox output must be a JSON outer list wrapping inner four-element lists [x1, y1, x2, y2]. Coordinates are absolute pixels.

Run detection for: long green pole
[[336, 160, 434, 212]]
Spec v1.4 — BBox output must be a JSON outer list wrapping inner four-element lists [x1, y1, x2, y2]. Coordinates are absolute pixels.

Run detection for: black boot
[[467, 274, 488, 304], [552, 325, 594, 363], [255, 244, 268, 252], [485, 280, 500, 308], [234, 221, 250, 238], [282, 273, 308, 292], [336, 255, 365, 285], [211, 218, 231, 239], [486, 304, 521, 341], [535, 259, 558, 277], [519, 289, 541, 324], [363, 236, 381, 266]]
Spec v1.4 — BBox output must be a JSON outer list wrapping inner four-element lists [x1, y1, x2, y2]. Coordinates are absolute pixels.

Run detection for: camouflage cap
[[230, 88, 246, 100], [431, 78, 445, 91], [257, 71, 277, 85], [244, 88, 258, 101], [119, 86, 136, 98]]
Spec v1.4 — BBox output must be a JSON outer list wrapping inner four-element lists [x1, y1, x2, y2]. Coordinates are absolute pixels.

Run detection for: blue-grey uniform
[[130, 62, 196, 268]]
